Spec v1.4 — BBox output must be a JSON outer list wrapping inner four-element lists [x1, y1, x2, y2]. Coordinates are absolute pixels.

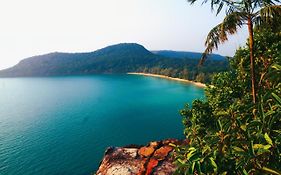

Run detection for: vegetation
[[136, 58, 228, 83], [189, 0, 281, 103], [152, 50, 225, 60], [173, 19, 281, 174], [0, 43, 228, 83]]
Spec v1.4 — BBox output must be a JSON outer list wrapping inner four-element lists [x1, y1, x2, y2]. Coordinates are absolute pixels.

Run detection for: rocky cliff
[[96, 139, 185, 175]]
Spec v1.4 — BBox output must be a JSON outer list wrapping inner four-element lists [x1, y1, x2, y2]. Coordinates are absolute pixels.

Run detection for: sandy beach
[[127, 72, 206, 88]]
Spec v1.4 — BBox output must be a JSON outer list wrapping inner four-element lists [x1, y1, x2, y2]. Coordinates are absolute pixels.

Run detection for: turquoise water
[[0, 75, 204, 175]]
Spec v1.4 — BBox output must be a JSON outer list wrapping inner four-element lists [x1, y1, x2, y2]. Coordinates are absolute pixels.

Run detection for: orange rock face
[[96, 139, 182, 175], [145, 158, 159, 175], [153, 146, 173, 160], [138, 146, 155, 157]]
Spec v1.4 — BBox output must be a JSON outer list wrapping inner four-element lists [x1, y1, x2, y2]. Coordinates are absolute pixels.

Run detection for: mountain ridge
[[152, 50, 226, 60], [0, 43, 228, 83]]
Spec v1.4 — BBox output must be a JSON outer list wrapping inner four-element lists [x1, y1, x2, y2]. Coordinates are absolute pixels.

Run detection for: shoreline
[[127, 72, 206, 88]]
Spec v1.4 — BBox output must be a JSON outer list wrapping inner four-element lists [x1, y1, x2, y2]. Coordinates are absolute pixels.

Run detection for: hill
[[0, 43, 229, 83], [152, 50, 226, 60], [0, 43, 158, 76]]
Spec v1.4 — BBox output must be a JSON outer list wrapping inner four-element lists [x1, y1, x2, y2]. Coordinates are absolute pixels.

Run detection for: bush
[[174, 29, 281, 174]]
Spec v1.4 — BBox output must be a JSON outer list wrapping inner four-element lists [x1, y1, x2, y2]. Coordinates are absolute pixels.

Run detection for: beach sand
[[127, 72, 206, 88]]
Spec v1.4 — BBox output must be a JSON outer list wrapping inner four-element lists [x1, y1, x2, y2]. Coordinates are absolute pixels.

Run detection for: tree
[[187, 0, 281, 103], [182, 68, 189, 79], [173, 27, 281, 174], [195, 72, 206, 82]]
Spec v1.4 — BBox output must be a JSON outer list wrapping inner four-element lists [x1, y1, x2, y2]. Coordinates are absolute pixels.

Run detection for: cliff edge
[[96, 139, 184, 175]]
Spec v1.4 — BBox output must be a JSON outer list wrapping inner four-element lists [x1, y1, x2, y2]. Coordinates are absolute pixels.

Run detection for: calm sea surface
[[0, 75, 204, 175]]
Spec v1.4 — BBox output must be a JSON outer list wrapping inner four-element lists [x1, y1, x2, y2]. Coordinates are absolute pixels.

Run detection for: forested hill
[[152, 50, 226, 60], [0, 43, 229, 83]]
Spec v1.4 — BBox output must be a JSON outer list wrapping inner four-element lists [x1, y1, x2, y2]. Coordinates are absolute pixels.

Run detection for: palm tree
[[188, 0, 281, 103]]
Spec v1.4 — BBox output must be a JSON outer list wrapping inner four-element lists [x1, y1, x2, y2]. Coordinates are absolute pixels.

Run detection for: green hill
[[0, 43, 229, 83], [152, 50, 226, 60]]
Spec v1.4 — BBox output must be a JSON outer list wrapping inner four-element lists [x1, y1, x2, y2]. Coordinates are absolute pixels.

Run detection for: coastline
[[127, 72, 206, 88]]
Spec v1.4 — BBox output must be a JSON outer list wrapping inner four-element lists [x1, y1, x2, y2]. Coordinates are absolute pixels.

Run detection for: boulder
[[96, 139, 181, 175]]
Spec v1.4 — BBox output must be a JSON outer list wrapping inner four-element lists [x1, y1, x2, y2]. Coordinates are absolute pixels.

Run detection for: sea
[[0, 74, 204, 175]]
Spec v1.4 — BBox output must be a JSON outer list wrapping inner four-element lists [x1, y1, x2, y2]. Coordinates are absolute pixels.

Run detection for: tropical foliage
[[173, 25, 281, 174], [188, 0, 281, 103]]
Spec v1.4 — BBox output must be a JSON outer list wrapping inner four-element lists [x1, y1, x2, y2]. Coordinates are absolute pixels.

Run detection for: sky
[[0, 0, 248, 70]]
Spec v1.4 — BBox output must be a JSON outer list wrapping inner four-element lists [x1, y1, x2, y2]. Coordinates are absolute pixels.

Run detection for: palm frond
[[210, 0, 241, 15], [200, 12, 245, 65], [254, 5, 281, 26], [186, 0, 198, 5], [254, 0, 280, 9], [187, 0, 239, 15]]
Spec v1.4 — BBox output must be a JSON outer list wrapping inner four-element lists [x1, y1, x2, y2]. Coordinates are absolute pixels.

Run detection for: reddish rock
[[96, 139, 183, 175], [152, 160, 177, 175], [138, 141, 160, 158], [96, 147, 142, 175], [145, 158, 159, 175], [137, 158, 148, 175], [138, 146, 155, 157], [153, 146, 173, 160]]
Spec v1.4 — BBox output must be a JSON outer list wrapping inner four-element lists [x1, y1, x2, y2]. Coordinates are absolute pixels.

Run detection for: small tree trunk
[[247, 17, 257, 104]]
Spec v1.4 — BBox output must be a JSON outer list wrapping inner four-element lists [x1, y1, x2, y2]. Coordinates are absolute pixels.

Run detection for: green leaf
[[242, 169, 249, 175], [264, 145, 272, 150], [253, 144, 271, 150], [240, 125, 246, 131], [169, 143, 177, 147], [259, 99, 265, 121], [262, 166, 281, 175], [264, 133, 273, 145], [209, 157, 217, 172], [177, 158, 186, 165], [202, 145, 211, 154], [250, 141, 255, 156], [233, 146, 244, 152], [195, 161, 202, 174], [186, 150, 196, 160], [218, 120, 222, 131], [236, 160, 245, 169], [273, 130, 281, 134], [272, 93, 281, 105], [189, 153, 201, 162], [272, 64, 281, 71], [188, 147, 196, 151], [253, 144, 264, 149], [189, 162, 196, 174]]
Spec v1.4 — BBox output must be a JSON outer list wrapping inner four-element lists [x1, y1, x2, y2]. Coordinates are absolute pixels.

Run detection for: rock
[[149, 141, 160, 148], [137, 158, 148, 175], [153, 146, 173, 161], [96, 147, 141, 175], [96, 139, 182, 175], [138, 146, 155, 157], [152, 160, 176, 175], [138, 141, 161, 158], [106, 165, 137, 175], [145, 158, 159, 175], [124, 148, 138, 158]]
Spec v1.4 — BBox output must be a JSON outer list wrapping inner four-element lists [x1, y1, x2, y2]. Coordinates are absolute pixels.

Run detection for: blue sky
[[0, 0, 248, 69]]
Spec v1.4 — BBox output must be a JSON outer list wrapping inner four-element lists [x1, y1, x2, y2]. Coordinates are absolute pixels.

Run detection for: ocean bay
[[0, 75, 204, 175]]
